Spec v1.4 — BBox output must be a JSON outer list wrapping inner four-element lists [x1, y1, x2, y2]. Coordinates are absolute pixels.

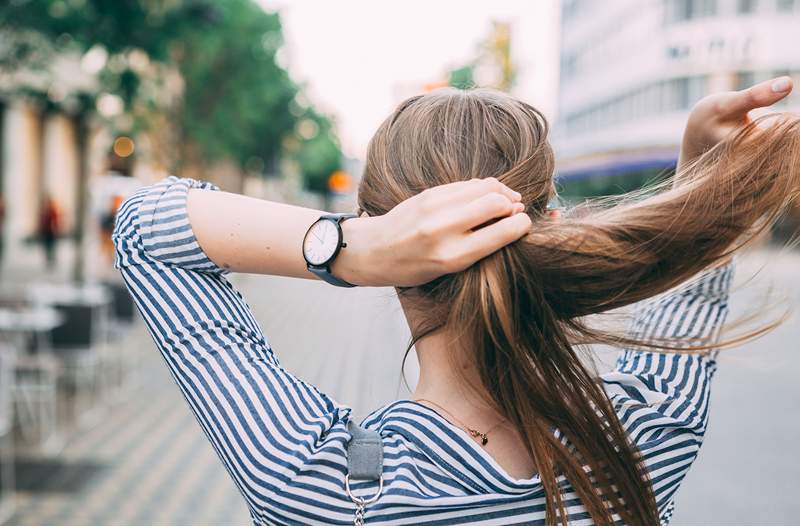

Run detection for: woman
[[113, 77, 797, 525]]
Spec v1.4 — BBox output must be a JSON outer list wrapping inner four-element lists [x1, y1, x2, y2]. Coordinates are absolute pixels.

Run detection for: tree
[[449, 66, 475, 90], [173, 0, 299, 174], [286, 107, 342, 195], [0, 0, 217, 280], [446, 21, 516, 93], [0, 0, 344, 278]]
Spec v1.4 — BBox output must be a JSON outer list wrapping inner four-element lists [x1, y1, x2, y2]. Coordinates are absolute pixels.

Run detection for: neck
[[401, 294, 500, 424], [399, 293, 537, 478]]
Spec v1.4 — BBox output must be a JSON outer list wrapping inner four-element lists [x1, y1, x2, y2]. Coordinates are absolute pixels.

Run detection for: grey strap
[[345, 420, 384, 525], [346, 419, 383, 480]]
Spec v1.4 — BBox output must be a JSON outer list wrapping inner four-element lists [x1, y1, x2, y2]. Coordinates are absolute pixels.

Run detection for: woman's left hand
[[332, 177, 532, 287], [678, 76, 794, 172]]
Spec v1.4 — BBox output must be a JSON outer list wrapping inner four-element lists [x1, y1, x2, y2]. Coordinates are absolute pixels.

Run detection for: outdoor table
[[27, 284, 111, 348], [103, 280, 136, 324], [0, 343, 13, 526], [0, 307, 63, 352], [27, 284, 115, 430], [0, 306, 64, 454]]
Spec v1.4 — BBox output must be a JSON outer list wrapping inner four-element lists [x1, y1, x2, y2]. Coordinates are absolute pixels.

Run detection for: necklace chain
[[414, 398, 506, 446]]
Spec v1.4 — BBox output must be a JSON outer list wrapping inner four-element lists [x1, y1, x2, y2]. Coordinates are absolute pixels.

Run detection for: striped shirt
[[113, 176, 732, 525]]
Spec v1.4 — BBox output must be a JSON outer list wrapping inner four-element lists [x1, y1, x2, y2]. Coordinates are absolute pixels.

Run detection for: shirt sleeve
[[112, 176, 354, 521], [601, 261, 733, 522]]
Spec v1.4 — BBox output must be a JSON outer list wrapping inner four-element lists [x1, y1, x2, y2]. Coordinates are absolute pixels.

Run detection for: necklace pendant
[[468, 428, 489, 446]]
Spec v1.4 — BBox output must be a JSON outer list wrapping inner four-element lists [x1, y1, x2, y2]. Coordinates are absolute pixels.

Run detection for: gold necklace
[[414, 398, 506, 446]]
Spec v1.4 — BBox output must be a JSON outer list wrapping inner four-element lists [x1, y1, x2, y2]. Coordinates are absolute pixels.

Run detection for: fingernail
[[771, 77, 791, 93], [513, 190, 522, 200], [513, 202, 525, 213]]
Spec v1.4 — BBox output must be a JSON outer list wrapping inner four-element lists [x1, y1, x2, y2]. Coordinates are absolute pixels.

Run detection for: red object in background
[[327, 170, 353, 194], [40, 198, 61, 238], [39, 197, 61, 268]]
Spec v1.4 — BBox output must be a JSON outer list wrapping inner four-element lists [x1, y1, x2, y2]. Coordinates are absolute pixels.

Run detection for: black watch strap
[[308, 265, 356, 287], [306, 213, 358, 288]]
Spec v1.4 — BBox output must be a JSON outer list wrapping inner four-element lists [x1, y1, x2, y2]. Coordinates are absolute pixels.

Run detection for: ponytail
[[529, 116, 800, 322]]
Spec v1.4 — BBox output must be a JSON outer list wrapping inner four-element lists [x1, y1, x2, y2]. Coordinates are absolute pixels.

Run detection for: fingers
[[719, 76, 794, 116], [424, 177, 522, 207], [461, 177, 522, 204], [450, 191, 525, 231], [461, 212, 532, 263]]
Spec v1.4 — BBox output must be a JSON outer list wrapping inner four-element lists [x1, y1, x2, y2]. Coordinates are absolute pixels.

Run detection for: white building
[[554, 0, 800, 180]]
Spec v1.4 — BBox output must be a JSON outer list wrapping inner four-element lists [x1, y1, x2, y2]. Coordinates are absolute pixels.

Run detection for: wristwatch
[[302, 212, 358, 287]]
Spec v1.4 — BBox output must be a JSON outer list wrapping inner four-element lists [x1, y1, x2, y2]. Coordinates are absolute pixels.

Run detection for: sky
[[261, 0, 561, 159]]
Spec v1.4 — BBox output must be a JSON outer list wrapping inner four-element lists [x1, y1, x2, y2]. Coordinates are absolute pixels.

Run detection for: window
[[563, 0, 582, 20], [777, 0, 796, 12], [738, 0, 757, 12], [561, 54, 577, 79], [665, 0, 717, 23], [735, 71, 756, 90], [563, 76, 709, 135], [691, 0, 717, 18], [687, 76, 708, 106]]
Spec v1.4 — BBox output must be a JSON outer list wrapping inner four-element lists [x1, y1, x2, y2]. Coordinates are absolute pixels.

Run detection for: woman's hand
[[333, 178, 531, 287], [677, 76, 794, 174]]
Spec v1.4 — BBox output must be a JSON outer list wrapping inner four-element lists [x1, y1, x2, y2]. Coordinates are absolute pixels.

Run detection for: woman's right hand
[[677, 76, 794, 176], [333, 178, 531, 287]]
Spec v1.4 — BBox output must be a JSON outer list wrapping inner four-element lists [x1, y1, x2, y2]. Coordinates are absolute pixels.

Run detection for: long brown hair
[[358, 88, 800, 526]]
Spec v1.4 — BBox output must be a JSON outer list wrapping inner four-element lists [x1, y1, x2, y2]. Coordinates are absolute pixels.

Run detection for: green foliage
[[174, 0, 298, 169], [0, 1, 209, 61], [0, 0, 344, 188], [448, 66, 475, 90], [295, 112, 342, 194], [0, 0, 215, 109]]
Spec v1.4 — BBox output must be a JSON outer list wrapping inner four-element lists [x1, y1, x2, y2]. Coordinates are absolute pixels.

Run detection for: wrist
[[676, 131, 709, 184], [330, 216, 379, 287]]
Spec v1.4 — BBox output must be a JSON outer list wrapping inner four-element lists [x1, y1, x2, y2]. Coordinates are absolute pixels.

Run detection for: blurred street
[[2, 247, 797, 526]]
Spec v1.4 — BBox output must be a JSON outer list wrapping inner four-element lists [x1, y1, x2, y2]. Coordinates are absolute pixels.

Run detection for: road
[[8, 248, 798, 525]]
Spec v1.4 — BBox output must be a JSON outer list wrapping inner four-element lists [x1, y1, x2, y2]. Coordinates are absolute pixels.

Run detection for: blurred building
[[0, 101, 82, 265], [0, 48, 174, 275], [554, 0, 800, 184]]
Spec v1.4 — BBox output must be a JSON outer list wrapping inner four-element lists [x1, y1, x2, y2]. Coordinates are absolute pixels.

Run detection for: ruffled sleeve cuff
[[136, 176, 228, 274]]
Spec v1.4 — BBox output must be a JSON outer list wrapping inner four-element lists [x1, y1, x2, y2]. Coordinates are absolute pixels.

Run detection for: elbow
[[111, 188, 152, 268], [112, 189, 150, 242]]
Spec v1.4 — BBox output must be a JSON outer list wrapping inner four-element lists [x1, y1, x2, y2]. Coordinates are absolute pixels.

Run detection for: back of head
[[359, 88, 555, 218], [358, 88, 800, 526]]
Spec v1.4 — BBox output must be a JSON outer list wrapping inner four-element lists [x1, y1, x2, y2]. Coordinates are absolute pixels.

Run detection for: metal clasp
[[345, 474, 383, 526]]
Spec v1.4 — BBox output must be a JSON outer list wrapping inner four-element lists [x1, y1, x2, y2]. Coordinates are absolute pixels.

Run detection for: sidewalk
[[7, 322, 251, 526], [1, 242, 251, 525]]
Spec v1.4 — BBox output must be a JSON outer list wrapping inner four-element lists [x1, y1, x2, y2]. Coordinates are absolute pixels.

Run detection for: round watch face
[[303, 218, 340, 266]]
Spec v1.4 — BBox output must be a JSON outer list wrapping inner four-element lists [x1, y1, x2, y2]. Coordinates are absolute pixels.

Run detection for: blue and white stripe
[[113, 177, 732, 525]]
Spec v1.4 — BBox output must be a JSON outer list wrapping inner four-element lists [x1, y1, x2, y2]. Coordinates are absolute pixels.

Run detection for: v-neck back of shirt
[[361, 399, 544, 495]]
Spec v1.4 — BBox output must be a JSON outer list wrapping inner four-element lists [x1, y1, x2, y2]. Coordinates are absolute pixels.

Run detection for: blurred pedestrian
[[39, 195, 60, 269], [100, 194, 124, 264]]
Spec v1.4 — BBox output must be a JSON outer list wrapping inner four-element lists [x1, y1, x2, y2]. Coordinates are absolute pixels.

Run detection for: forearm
[[187, 188, 319, 276], [184, 175, 530, 287], [675, 136, 700, 176], [186, 188, 369, 283]]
